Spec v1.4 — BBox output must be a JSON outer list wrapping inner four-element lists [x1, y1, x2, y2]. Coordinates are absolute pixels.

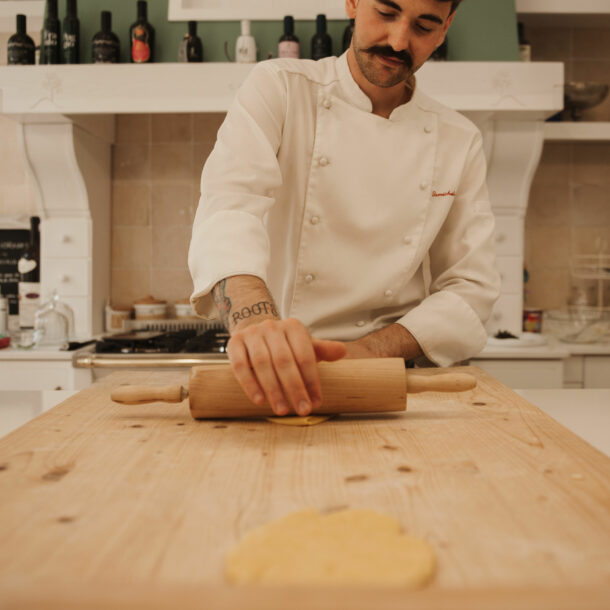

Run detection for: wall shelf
[[516, 0, 610, 27], [544, 122, 610, 142]]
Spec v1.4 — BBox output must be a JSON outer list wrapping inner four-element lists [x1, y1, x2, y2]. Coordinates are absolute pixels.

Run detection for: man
[[188, 0, 500, 418]]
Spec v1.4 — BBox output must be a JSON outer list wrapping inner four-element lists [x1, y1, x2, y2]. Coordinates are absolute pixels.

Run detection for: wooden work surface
[[0, 366, 609, 609]]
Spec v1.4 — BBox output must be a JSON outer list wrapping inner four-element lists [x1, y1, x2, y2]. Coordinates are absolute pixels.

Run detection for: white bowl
[[134, 302, 167, 320], [174, 302, 196, 319], [544, 308, 609, 343]]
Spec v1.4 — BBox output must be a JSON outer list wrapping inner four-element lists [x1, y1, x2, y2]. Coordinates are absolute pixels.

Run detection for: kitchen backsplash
[[524, 26, 610, 311]]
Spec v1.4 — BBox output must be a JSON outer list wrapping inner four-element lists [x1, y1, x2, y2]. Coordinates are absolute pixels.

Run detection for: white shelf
[[0, 62, 563, 117], [544, 122, 610, 141], [516, 0, 610, 27], [0, 1, 44, 33]]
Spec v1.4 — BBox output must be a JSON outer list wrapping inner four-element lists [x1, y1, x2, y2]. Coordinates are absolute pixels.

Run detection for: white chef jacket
[[188, 52, 500, 367]]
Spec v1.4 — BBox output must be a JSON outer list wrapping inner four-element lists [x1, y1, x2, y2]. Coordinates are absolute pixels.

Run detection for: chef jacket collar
[[335, 51, 421, 122]]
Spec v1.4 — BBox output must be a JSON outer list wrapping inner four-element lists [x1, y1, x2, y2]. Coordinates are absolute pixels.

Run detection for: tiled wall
[[524, 27, 610, 311], [111, 113, 224, 309]]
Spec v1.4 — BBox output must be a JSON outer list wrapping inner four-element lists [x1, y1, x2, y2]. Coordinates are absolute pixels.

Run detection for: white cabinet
[[472, 358, 564, 389]]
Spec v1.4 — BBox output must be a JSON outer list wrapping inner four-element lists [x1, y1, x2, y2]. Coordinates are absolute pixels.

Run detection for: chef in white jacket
[[188, 0, 500, 417]]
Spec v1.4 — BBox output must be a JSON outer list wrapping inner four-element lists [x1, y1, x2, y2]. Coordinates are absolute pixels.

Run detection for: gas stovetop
[[94, 328, 230, 355]]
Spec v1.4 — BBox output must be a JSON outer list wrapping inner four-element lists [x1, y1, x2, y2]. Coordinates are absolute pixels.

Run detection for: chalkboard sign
[[0, 229, 30, 316]]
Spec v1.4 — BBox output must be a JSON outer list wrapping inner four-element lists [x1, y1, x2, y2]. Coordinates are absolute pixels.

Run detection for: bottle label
[[7, 42, 34, 65], [18, 258, 37, 275], [93, 40, 120, 63], [131, 25, 151, 62], [44, 30, 58, 47], [178, 39, 188, 62], [63, 32, 77, 50], [18, 281, 40, 328], [278, 41, 299, 59]]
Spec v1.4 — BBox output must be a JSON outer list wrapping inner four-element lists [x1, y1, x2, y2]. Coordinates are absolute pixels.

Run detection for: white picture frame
[[167, 0, 347, 21]]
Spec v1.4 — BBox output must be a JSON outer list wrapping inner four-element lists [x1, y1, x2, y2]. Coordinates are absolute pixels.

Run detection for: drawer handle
[[61, 235, 72, 244], [496, 233, 506, 243], [60, 274, 70, 283], [493, 312, 502, 321]]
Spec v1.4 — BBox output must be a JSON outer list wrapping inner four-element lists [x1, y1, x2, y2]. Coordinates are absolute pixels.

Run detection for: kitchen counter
[[0, 366, 608, 609]]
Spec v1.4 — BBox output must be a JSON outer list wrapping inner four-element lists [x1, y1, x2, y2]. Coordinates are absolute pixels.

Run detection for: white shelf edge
[[0, 1, 44, 33], [544, 122, 610, 142]]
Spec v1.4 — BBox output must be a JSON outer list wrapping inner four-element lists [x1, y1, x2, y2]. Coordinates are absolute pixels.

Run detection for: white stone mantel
[[0, 62, 564, 337]]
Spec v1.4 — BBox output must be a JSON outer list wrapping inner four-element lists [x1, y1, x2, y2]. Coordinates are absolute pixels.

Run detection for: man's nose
[[387, 21, 412, 52]]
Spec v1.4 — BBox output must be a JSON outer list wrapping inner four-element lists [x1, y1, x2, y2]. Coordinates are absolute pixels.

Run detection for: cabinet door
[[584, 356, 610, 389], [472, 359, 564, 389]]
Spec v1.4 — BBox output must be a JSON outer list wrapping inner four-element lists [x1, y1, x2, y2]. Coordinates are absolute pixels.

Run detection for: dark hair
[[441, 0, 463, 14]]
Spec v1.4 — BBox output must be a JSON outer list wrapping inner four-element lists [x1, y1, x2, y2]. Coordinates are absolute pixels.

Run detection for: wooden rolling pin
[[110, 358, 476, 419]]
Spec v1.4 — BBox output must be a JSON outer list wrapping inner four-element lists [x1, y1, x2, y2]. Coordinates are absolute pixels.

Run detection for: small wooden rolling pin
[[110, 358, 476, 419]]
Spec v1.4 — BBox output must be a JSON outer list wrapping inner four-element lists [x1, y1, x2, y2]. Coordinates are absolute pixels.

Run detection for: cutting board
[[0, 366, 609, 609]]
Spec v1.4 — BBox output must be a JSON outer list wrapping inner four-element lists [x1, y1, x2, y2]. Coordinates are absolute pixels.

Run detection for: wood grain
[[0, 366, 609, 609]]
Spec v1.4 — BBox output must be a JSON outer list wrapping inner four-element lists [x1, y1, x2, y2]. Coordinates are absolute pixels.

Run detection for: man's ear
[[345, 0, 358, 19]]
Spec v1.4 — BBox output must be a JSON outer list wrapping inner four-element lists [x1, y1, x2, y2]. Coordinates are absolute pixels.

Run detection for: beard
[[351, 33, 415, 88]]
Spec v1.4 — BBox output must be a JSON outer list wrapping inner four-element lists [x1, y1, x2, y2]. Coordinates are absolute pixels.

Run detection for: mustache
[[364, 45, 413, 69]]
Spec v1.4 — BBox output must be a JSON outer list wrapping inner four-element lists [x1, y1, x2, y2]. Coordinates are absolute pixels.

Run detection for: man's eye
[[416, 23, 433, 33], [377, 10, 395, 18]]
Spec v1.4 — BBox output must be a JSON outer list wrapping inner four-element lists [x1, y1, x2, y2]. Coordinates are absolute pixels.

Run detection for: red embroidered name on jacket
[[432, 190, 456, 197]]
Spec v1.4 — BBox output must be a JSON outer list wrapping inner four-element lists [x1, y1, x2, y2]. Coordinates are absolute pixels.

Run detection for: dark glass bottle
[[17, 217, 41, 329], [92, 11, 120, 64], [130, 0, 155, 63], [62, 0, 80, 64], [311, 14, 332, 61], [178, 21, 203, 62], [7, 14, 36, 65], [342, 18, 354, 52], [40, 0, 60, 64], [278, 15, 299, 59]]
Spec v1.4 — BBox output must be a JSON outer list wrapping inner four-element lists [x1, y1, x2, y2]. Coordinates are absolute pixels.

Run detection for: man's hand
[[227, 318, 346, 416], [213, 276, 345, 416]]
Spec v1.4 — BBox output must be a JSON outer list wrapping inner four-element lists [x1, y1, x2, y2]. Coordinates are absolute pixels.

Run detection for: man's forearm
[[345, 323, 423, 361], [212, 275, 280, 333]]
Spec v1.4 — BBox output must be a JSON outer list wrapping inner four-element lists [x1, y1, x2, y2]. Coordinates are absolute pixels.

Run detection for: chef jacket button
[[310, 215, 320, 225], [322, 99, 332, 109], [424, 125, 433, 134], [403, 235, 413, 245], [420, 181, 428, 190], [384, 289, 393, 298], [305, 273, 315, 283], [356, 320, 366, 327], [319, 156, 329, 167]]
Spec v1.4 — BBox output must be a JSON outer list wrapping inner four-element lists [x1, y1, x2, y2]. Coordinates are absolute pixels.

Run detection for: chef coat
[[188, 52, 500, 367]]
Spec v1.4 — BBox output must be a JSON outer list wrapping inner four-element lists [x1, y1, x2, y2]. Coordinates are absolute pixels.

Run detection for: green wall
[[48, 0, 519, 63]]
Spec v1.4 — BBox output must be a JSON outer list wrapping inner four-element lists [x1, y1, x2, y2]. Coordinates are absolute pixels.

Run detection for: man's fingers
[[226, 336, 268, 407], [313, 339, 347, 362], [285, 322, 323, 410]]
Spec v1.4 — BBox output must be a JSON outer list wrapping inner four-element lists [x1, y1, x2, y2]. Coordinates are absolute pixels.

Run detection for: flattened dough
[[265, 415, 335, 426], [225, 508, 436, 587]]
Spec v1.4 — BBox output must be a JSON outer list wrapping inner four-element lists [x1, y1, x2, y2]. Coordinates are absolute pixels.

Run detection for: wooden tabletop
[[0, 366, 609, 609]]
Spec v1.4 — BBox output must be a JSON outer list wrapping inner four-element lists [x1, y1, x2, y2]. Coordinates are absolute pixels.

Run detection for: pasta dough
[[225, 508, 436, 587], [265, 415, 335, 426]]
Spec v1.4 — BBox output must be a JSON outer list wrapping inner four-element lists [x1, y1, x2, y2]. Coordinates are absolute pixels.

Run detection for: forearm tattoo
[[231, 301, 278, 326], [212, 279, 232, 330]]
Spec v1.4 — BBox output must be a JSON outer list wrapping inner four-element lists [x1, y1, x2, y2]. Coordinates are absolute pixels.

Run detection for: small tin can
[[523, 308, 543, 333]]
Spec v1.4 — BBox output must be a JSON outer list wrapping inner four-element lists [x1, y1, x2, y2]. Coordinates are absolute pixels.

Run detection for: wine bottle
[[92, 11, 120, 64], [7, 14, 36, 65], [62, 0, 80, 64], [311, 14, 332, 61], [178, 21, 203, 62], [278, 15, 299, 59], [235, 20, 256, 63], [18, 217, 41, 330], [40, 0, 60, 64], [342, 18, 354, 52], [130, 0, 155, 63], [518, 22, 531, 62]]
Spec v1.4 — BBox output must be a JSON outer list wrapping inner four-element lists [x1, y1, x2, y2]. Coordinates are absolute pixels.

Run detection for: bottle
[[429, 38, 448, 61], [235, 20, 257, 63], [7, 14, 36, 65], [278, 15, 299, 59], [342, 18, 354, 52], [18, 217, 41, 330], [311, 14, 332, 61], [92, 11, 120, 64], [0, 288, 8, 335], [518, 22, 531, 62], [40, 0, 60, 64], [62, 0, 80, 64], [130, 0, 155, 63], [178, 21, 203, 62]]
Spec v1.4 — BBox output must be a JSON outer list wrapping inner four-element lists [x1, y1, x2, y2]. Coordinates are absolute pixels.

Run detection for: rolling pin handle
[[405, 372, 476, 394], [110, 384, 188, 405]]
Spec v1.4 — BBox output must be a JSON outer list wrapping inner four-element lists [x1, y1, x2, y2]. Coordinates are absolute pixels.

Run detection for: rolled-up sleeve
[[188, 62, 286, 318], [397, 131, 501, 366]]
